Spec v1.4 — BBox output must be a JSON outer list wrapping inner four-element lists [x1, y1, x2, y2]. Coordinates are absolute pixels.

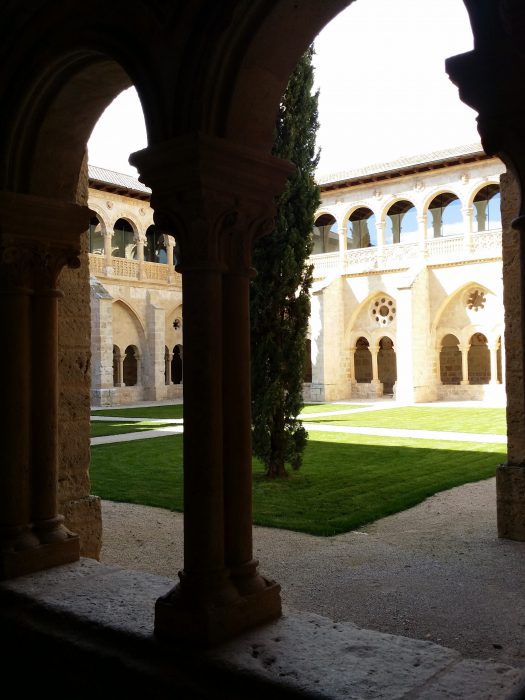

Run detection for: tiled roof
[[88, 165, 151, 194], [316, 143, 486, 186]]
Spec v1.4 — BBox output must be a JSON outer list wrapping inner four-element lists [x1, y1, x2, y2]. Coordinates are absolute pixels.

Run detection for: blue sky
[[88, 0, 478, 178]]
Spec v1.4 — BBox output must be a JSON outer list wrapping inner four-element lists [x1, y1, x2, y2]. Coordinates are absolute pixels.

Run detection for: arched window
[[145, 225, 167, 263], [473, 185, 501, 232], [468, 333, 490, 384], [354, 337, 372, 383], [89, 215, 104, 254], [112, 345, 121, 387], [347, 208, 377, 249], [172, 344, 183, 384], [112, 219, 136, 259], [385, 200, 417, 244], [123, 345, 138, 386], [303, 339, 312, 383], [427, 193, 461, 238], [439, 334, 461, 385], [378, 337, 396, 394], [312, 214, 338, 254]]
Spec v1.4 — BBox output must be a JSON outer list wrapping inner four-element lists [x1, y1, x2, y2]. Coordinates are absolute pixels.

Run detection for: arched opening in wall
[[378, 337, 396, 394], [112, 219, 137, 259], [304, 339, 312, 382], [427, 192, 462, 238], [145, 225, 167, 263], [123, 344, 138, 386], [468, 333, 490, 384], [439, 334, 462, 384], [172, 344, 183, 384], [112, 345, 121, 386], [473, 185, 501, 231], [89, 215, 104, 254], [385, 200, 417, 244], [354, 337, 372, 383], [313, 214, 338, 254], [347, 208, 377, 249]]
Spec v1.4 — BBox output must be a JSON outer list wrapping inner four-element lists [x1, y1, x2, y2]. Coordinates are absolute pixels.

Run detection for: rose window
[[371, 297, 396, 326]]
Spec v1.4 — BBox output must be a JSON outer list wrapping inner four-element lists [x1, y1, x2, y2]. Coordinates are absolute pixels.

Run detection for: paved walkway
[[91, 400, 506, 446]]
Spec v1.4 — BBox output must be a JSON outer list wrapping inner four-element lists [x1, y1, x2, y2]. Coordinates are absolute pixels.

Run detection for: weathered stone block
[[497, 464, 525, 540]]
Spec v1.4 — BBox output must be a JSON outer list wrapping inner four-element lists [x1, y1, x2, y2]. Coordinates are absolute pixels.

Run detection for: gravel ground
[[100, 477, 525, 668]]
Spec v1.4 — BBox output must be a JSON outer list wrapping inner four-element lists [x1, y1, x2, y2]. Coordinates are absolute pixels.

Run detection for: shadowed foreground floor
[[100, 477, 525, 668]]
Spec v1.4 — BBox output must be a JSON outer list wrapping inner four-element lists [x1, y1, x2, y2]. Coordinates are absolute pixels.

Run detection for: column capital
[[0, 191, 88, 289], [130, 134, 293, 274]]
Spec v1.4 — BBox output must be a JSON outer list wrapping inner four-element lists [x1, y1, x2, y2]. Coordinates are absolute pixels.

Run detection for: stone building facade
[[88, 147, 505, 408], [307, 144, 505, 404], [88, 166, 183, 406]]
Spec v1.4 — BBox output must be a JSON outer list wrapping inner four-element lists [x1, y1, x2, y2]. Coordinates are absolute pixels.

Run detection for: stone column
[[137, 234, 145, 280], [376, 220, 385, 249], [418, 214, 427, 254], [135, 351, 142, 386], [165, 351, 172, 385], [104, 230, 113, 276], [371, 344, 380, 385], [131, 133, 291, 645], [463, 206, 474, 250], [0, 191, 86, 578], [459, 343, 470, 385], [349, 347, 356, 386], [489, 341, 500, 385], [165, 235, 175, 283]]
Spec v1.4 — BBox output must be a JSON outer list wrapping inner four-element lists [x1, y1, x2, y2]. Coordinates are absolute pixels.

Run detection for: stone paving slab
[[2, 560, 522, 698]]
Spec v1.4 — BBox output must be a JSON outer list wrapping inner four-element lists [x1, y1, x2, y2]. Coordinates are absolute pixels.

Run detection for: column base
[[0, 533, 80, 580], [154, 576, 282, 647], [497, 464, 525, 541]]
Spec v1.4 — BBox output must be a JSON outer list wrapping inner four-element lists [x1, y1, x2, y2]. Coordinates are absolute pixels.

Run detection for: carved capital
[[130, 134, 293, 273], [0, 191, 88, 290]]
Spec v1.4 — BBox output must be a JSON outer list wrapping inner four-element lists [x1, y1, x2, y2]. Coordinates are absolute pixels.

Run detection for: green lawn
[[90, 430, 505, 536], [91, 420, 177, 438], [92, 404, 184, 420], [305, 406, 507, 435]]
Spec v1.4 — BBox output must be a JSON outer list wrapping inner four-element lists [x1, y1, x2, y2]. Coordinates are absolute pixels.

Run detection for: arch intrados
[[469, 181, 501, 206], [314, 212, 337, 227], [386, 199, 416, 216], [113, 217, 137, 235], [431, 281, 495, 336], [112, 298, 146, 336], [427, 191, 460, 209]]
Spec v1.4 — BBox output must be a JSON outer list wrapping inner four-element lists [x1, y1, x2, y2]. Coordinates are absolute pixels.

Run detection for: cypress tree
[[250, 46, 320, 478]]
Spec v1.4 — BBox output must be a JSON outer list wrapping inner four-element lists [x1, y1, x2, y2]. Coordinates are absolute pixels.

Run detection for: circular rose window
[[370, 297, 396, 326]]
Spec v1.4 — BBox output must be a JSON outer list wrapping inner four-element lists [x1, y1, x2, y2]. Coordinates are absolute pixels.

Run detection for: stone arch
[[377, 335, 396, 394], [88, 214, 105, 255], [313, 211, 339, 254], [345, 206, 377, 249], [431, 281, 497, 337], [112, 344, 121, 386], [171, 344, 183, 385], [426, 190, 463, 238], [384, 199, 418, 244], [111, 299, 146, 357], [470, 183, 501, 232], [112, 217, 138, 259], [123, 344, 139, 386], [354, 335, 372, 384], [145, 225, 168, 263], [166, 304, 183, 350], [439, 333, 462, 385], [467, 332, 490, 385]]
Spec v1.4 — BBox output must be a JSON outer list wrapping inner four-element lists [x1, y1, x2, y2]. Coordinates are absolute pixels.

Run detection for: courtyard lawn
[[304, 406, 507, 435], [92, 404, 184, 420], [91, 420, 178, 438], [90, 431, 505, 536]]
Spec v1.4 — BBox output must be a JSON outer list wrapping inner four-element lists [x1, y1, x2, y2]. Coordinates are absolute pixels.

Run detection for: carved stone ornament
[[466, 288, 487, 311], [370, 296, 396, 326]]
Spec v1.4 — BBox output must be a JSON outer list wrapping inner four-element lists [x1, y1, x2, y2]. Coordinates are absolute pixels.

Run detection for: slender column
[[436, 346, 443, 385], [166, 352, 172, 385], [489, 341, 500, 384], [131, 133, 289, 645], [0, 252, 39, 569], [371, 344, 380, 384], [459, 343, 470, 384], [418, 214, 427, 254], [0, 191, 85, 577], [463, 205, 474, 249], [118, 354, 125, 386], [104, 231, 113, 276], [137, 235, 145, 280], [349, 347, 356, 385], [376, 221, 385, 250], [165, 235, 175, 283], [135, 352, 142, 386]]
